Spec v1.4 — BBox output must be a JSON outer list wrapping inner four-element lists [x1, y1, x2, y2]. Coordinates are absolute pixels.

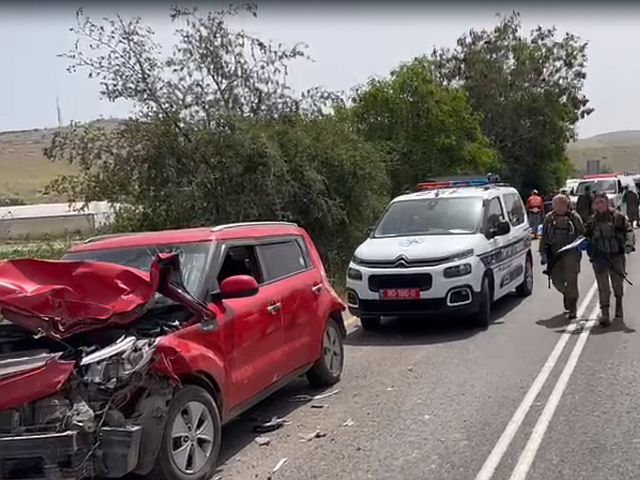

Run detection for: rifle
[[542, 237, 586, 289], [606, 255, 634, 286], [542, 250, 557, 289]]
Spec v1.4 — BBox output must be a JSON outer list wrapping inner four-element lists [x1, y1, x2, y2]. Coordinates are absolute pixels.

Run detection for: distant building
[[586, 159, 601, 174]]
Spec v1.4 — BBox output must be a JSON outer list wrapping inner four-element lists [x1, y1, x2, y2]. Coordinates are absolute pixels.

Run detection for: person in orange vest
[[527, 189, 545, 238]]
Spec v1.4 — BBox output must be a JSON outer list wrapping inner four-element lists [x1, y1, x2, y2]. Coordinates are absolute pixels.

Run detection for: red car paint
[[0, 358, 75, 411], [1, 223, 345, 424]]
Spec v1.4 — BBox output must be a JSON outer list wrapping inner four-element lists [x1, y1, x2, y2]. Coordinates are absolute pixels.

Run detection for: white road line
[[509, 303, 601, 480], [474, 282, 598, 480]]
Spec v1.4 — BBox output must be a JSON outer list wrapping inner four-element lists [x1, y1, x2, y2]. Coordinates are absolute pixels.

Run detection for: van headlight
[[443, 263, 472, 278], [347, 267, 363, 281], [450, 249, 474, 261]]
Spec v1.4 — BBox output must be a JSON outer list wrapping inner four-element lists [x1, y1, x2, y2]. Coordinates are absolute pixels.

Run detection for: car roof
[[391, 184, 517, 203], [68, 222, 305, 253]]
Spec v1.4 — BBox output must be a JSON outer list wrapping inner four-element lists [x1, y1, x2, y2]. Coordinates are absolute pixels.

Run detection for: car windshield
[[374, 197, 483, 237], [576, 179, 617, 195], [62, 242, 215, 300]]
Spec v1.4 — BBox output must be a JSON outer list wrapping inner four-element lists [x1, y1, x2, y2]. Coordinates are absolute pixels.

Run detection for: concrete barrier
[[0, 213, 96, 240]]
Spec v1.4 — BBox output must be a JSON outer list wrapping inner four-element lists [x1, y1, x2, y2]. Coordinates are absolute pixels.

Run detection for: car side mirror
[[366, 226, 374, 237], [219, 275, 259, 300]]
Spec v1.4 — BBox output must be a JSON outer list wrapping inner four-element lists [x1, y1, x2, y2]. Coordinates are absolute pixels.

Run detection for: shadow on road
[[345, 293, 524, 347], [536, 313, 569, 333], [590, 316, 636, 335], [217, 378, 334, 469]]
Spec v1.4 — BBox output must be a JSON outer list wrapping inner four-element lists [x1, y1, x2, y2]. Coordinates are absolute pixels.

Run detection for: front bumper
[[0, 426, 142, 480], [347, 285, 480, 318]]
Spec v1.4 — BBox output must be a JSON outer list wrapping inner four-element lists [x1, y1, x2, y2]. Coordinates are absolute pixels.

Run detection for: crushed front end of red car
[[0, 254, 215, 480]]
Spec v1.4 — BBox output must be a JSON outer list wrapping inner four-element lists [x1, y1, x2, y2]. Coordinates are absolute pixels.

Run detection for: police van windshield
[[575, 179, 617, 195], [374, 197, 483, 237]]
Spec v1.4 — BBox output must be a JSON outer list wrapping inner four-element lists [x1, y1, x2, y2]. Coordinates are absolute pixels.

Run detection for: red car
[[0, 222, 346, 480]]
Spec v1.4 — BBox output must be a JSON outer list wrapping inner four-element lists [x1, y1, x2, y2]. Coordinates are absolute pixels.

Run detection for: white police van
[[346, 175, 533, 329]]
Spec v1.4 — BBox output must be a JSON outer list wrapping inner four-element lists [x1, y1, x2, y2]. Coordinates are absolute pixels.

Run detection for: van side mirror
[[219, 275, 259, 300], [495, 220, 511, 237]]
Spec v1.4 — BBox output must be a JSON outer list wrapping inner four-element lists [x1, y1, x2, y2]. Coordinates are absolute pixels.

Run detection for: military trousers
[[550, 251, 581, 312], [592, 255, 626, 307]]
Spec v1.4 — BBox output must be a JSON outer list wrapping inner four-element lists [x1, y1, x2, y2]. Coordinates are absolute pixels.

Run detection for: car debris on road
[[290, 388, 342, 403], [254, 415, 291, 433], [255, 436, 272, 446], [298, 430, 327, 442]]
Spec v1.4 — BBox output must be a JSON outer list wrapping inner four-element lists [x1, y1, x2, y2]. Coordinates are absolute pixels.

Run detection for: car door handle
[[267, 303, 282, 315], [312, 284, 323, 295]]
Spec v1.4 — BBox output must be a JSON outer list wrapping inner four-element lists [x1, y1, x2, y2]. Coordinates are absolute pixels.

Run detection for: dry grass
[[0, 120, 120, 204], [567, 130, 640, 174], [0, 127, 77, 203]]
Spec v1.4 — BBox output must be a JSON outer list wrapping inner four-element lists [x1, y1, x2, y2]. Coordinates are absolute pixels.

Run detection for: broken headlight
[[80, 336, 157, 388]]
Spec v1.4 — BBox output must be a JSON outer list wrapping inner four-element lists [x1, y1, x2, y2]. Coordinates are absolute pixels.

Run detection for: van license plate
[[380, 288, 420, 300]]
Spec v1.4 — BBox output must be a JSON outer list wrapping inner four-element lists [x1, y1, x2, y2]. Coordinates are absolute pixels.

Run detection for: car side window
[[503, 193, 526, 227], [257, 239, 309, 283], [484, 197, 505, 234], [217, 245, 263, 285]]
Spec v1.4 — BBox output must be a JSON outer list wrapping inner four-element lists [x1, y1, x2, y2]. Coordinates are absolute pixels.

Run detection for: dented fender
[[0, 357, 75, 411], [153, 332, 225, 401]]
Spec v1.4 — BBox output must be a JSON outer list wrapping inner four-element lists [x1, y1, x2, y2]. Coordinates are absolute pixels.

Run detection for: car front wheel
[[516, 255, 534, 297], [148, 386, 221, 480], [473, 276, 492, 329], [307, 318, 344, 387]]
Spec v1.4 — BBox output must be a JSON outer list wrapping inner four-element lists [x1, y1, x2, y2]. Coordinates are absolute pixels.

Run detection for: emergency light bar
[[415, 174, 502, 191], [583, 173, 618, 179]]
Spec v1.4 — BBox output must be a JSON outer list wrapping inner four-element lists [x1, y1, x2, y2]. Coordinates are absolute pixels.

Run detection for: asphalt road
[[216, 246, 640, 480]]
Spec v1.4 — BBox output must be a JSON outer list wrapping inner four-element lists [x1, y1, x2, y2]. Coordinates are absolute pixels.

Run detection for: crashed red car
[[0, 222, 346, 480]]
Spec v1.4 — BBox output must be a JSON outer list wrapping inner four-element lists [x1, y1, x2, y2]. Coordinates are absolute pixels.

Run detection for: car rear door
[[215, 244, 285, 410], [501, 191, 532, 291], [256, 237, 319, 376]]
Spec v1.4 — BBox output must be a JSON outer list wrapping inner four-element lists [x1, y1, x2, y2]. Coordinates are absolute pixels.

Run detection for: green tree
[[44, 5, 388, 279], [347, 58, 498, 194], [432, 12, 593, 193]]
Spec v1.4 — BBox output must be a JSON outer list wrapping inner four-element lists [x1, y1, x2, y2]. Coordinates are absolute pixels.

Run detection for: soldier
[[622, 185, 640, 228], [540, 194, 585, 319], [585, 192, 635, 326], [576, 184, 594, 225]]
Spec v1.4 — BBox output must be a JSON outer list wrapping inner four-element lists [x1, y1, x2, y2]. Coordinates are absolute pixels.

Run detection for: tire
[[307, 319, 344, 387], [473, 276, 492, 329], [359, 316, 382, 331], [147, 386, 222, 480], [516, 255, 534, 297]]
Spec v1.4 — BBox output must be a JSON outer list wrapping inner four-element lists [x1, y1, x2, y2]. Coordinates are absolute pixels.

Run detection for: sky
[[1, 2, 639, 139]]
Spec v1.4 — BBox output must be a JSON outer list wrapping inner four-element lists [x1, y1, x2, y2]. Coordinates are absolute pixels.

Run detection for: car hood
[[0, 253, 213, 340], [354, 234, 482, 264]]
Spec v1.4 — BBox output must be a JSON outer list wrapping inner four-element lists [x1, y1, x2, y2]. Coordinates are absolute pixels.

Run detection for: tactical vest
[[545, 213, 578, 253], [591, 213, 625, 256]]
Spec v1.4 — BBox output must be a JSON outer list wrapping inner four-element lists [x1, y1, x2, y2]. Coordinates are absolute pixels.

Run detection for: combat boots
[[567, 299, 577, 320], [615, 296, 624, 319], [600, 305, 611, 327]]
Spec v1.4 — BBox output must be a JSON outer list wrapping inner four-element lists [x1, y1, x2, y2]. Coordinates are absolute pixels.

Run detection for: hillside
[[2, 122, 640, 204], [0, 120, 121, 204], [567, 130, 640, 174]]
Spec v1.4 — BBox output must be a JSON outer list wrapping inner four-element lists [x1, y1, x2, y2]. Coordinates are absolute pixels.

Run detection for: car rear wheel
[[359, 316, 382, 331], [148, 386, 221, 480], [473, 276, 492, 329], [516, 255, 534, 297], [307, 318, 344, 387]]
